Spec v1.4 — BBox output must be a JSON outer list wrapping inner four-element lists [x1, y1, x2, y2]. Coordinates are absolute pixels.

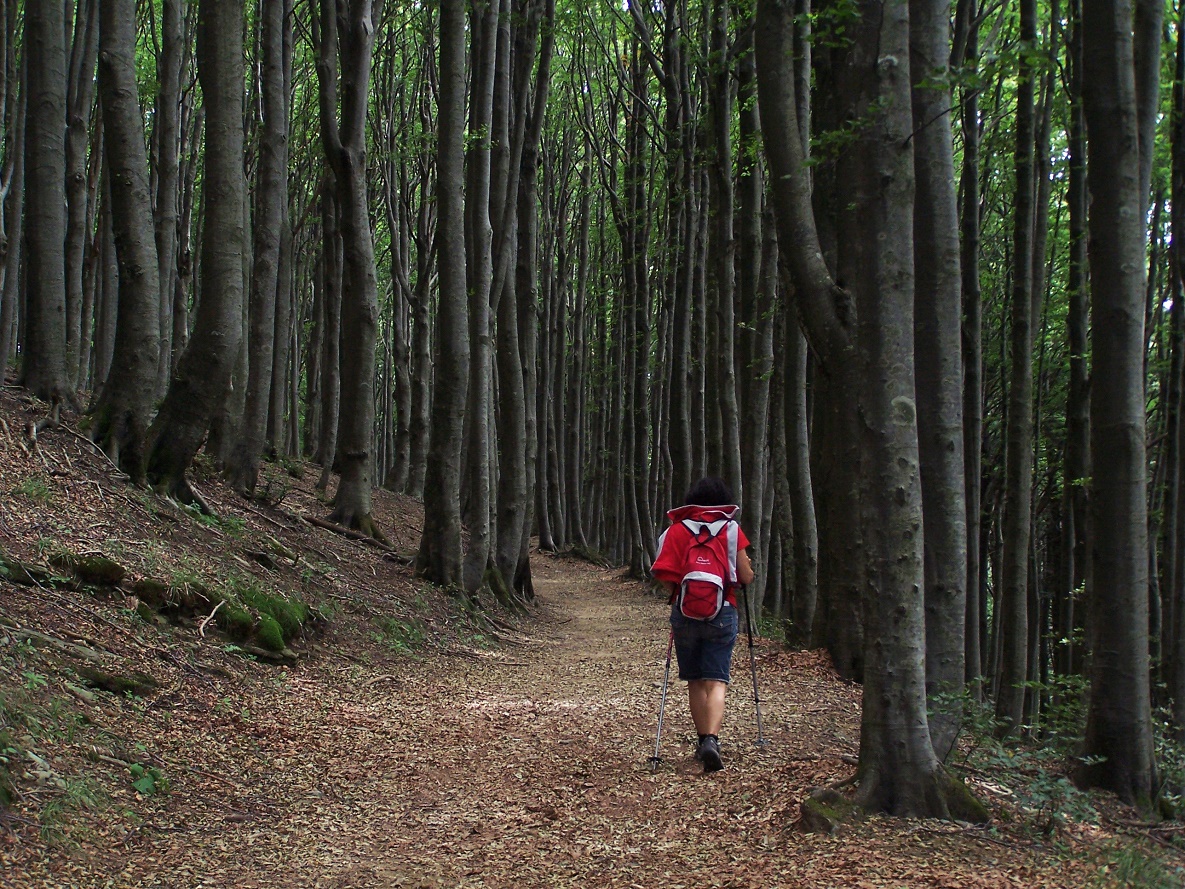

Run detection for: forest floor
[[0, 384, 1182, 889]]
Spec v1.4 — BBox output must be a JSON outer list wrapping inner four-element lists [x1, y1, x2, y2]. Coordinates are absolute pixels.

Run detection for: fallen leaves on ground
[[0, 387, 1176, 888]]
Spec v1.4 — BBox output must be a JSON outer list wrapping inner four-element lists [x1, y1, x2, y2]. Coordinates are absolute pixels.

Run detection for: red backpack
[[654, 506, 741, 621]]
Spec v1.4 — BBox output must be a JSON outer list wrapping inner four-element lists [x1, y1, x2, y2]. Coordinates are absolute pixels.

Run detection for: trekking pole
[[649, 629, 675, 771], [740, 586, 770, 747]]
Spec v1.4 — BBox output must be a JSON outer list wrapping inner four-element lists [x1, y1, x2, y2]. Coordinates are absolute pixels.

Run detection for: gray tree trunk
[[314, 187, 341, 493], [64, 0, 99, 388], [417, 0, 470, 588], [708, 0, 743, 501], [0, 70, 23, 377], [227, 0, 290, 495], [757, 0, 982, 820], [995, 0, 1037, 735], [1169, 10, 1185, 730], [146, 0, 245, 503], [461, 0, 498, 594], [20, 0, 71, 404], [1078, 0, 1158, 810], [90, 0, 161, 483], [314, 0, 385, 535], [153, 0, 185, 395], [911, 0, 967, 760], [1060, 0, 1089, 682], [954, 0, 985, 695]]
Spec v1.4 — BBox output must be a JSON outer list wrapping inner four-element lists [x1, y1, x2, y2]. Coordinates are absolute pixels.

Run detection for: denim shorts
[[671, 603, 739, 683]]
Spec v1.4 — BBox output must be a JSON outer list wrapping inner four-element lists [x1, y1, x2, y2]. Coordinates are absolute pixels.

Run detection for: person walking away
[[651, 477, 755, 772]]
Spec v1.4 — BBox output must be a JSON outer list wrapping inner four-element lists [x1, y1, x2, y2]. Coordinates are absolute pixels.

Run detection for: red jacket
[[651, 504, 750, 608]]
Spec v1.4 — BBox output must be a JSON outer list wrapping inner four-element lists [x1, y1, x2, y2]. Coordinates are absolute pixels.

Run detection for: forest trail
[[4, 542, 1118, 889], [8, 553, 1108, 888], [100, 554, 840, 889]]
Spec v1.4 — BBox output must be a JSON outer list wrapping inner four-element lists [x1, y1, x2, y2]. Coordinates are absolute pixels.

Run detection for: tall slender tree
[[313, 0, 386, 535], [90, 0, 162, 482], [758, 0, 984, 820], [417, 0, 470, 589], [911, 0, 968, 759], [1078, 0, 1158, 809], [228, 0, 291, 495], [20, 0, 71, 406], [995, 0, 1038, 735], [145, 0, 246, 503]]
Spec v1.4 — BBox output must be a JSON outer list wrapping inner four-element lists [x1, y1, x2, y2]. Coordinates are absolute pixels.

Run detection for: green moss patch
[[48, 553, 127, 586], [0, 728, 15, 808], [255, 614, 286, 652]]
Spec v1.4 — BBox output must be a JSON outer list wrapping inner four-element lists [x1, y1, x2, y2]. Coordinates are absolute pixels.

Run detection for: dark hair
[[683, 476, 735, 506]]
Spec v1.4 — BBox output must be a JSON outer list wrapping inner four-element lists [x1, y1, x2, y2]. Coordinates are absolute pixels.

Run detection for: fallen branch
[[304, 514, 399, 554], [2, 624, 110, 663], [198, 600, 225, 638], [363, 673, 404, 687]]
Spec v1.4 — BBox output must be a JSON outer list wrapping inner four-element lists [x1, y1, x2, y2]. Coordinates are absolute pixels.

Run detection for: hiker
[[651, 476, 754, 772]]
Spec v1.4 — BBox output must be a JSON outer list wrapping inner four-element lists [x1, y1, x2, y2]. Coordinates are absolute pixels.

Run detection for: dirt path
[[18, 554, 1102, 888]]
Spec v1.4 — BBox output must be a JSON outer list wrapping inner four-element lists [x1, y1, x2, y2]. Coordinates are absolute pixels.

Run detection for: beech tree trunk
[[995, 0, 1037, 735], [20, 0, 71, 404], [90, 0, 161, 483], [227, 0, 290, 495], [64, 0, 99, 389], [153, 0, 184, 395], [0, 70, 24, 377], [955, 0, 986, 693], [1078, 0, 1158, 810], [758, 0, 983, 820], [911, 0, 967, 759], [1060, 0, 1090, 682], [1169, 8, 1185, 729], [417, 0, 470, 589], [314, 0, 385, 536], [314, 185, 341, 492], [146, 0, 245, 503]]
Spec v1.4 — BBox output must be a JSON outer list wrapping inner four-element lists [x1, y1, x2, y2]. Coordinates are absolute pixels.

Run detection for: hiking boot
[[698, 735, 723, 773]]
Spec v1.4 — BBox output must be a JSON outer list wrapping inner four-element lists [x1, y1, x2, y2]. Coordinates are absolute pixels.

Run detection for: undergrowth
[[1085, 839, 1185, 889], [218, 573, 312, 652], [933, 682, 1099, 835]]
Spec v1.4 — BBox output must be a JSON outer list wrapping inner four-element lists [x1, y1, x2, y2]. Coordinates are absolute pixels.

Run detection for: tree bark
[[314, 0, 385, 536], [227, 0, 290, 495], [995, 0, 1037, 736], [0, 64, 23, 377], [417, 0, 470, 589], [911, 0, 967, 760], [153, 0, 185, 396], [461, 0, 498, 594], [64, 0, 99, 389], [90, 0, 162, 483], [145, 0, 246, 503], [20, 0, 71, 404], [1060, 0, 1090, 682], [1078, 0, 1158, 810], [955, 0, 985, 694], [1169, 8, 1185, 730], [758, 0, 982, 821], [708, 0, 743, 500]]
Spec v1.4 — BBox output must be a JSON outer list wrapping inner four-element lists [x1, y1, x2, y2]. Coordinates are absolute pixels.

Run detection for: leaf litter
[[0, 385, 1176, 888]]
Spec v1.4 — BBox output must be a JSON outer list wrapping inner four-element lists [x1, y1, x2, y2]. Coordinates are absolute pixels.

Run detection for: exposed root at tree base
[[152, 475, 215, 516]]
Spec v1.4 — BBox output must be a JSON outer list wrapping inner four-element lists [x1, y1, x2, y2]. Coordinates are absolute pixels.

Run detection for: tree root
[[26, 400, 62, 445], [801, 766, 989, 834]]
